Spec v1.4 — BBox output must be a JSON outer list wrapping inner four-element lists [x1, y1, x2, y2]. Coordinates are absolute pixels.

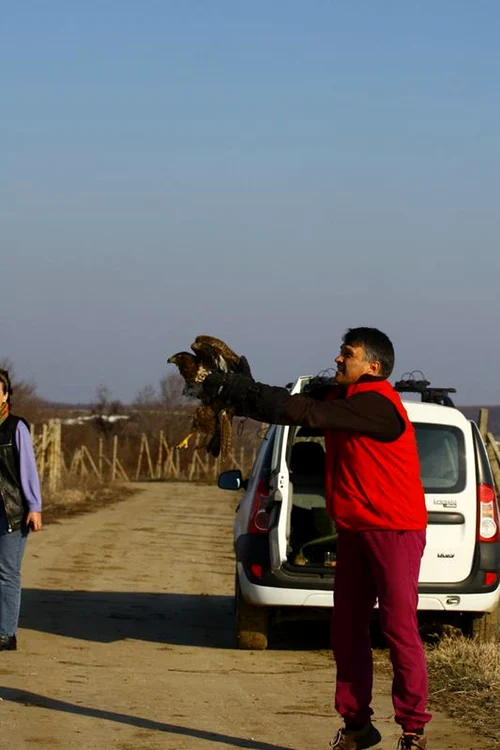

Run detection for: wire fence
[[31, 420, 259, 490]]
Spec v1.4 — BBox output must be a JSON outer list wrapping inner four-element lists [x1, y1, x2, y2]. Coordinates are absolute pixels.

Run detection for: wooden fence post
[[98, 438, 104, 478], [114, 457, 130, 481], [486, 433, 500, 495], [33, 420, 263, 488], [112, 436, 118, 481], [39, 423, 48, 481], [479, 408, 489, 440], [81, 446, 101, 478], [48, 420, 62, 492], [136, 433, 155, 480], [188, 451, 210, 481], [156, 430, 164, 478], [213, 455, 221, 481], [68, 447, 81, 475], [144, 434, 154, 479], [136, 434, 145, 480], [162, 437, 180, 479]]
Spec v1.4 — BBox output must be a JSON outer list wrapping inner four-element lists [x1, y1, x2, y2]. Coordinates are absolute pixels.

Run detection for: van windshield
[[414, 424, 466, 493]]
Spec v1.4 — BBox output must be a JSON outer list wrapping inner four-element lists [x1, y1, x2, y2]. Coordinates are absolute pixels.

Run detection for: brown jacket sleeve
[[243, 384, 404, 441]]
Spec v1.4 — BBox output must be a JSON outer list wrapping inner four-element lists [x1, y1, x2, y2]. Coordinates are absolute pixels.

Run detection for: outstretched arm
[[203, 374, 403, 439]]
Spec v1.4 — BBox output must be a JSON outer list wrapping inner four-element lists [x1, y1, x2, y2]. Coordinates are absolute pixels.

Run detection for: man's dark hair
[[0, 368, 12, 403], [343, 327, 395, 378]]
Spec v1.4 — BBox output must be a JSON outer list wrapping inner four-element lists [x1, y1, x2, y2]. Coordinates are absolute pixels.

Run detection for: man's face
[[0, 384, 7, 405], [334, 343, 380, 386]]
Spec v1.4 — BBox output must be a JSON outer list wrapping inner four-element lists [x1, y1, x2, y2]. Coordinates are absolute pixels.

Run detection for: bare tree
[[131, 384, 162, 433], [134, 384, 158, 410], [158, 373, 193, 446], [159, 373, 187, 413], [91, 386, 127, 437]]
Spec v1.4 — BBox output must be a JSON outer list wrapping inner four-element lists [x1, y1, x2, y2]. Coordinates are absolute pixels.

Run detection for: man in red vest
[[203, 327, 430, 750]]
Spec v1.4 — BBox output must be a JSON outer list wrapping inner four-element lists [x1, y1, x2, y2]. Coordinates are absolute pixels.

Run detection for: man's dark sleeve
[[243, 383, 404, 441]]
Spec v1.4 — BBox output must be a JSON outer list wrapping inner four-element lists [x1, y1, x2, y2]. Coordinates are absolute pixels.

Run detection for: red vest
[[324, 379, 427, 531]]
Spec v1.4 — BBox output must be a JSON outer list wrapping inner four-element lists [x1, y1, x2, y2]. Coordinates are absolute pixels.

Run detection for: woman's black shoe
[[0, 635, 17, 651]]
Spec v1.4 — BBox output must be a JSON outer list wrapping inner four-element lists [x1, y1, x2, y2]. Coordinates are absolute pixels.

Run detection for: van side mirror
[[218, 469, 247, 491]]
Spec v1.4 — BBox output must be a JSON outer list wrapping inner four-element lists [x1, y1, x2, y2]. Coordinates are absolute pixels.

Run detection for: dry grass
[[41, 477, 139, 524], [426, 634, 500, 745], [374, 634, 500, 744]]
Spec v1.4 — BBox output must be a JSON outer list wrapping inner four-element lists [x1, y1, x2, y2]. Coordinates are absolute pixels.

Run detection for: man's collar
[[356, 375, 387, 383]]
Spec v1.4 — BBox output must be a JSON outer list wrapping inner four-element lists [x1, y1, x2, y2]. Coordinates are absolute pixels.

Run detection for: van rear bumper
[[418, 540, 500, 596], [237, 564, 500, 613]]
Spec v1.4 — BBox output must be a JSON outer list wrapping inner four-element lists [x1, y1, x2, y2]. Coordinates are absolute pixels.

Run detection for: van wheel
[[235, 582, 269, 650], [468, 608, 500, 642]]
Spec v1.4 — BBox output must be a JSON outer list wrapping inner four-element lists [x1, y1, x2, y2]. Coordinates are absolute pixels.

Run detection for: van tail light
[[250, 564, 264, 579], [477, 483, 500, 543], [247, 478, 270, 534]]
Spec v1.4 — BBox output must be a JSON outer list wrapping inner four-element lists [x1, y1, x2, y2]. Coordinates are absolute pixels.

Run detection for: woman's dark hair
[[343, 327, 395, 378], [0, 369, 12, 403]]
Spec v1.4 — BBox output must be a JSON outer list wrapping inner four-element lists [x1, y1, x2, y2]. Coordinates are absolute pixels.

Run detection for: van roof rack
[[394, 372, 456, 407]]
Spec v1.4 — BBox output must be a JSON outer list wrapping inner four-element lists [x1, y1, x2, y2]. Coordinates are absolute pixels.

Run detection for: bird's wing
[[196, 405, 222, 457], [192, 404, 218, 447], [191, 335, 241, 372]]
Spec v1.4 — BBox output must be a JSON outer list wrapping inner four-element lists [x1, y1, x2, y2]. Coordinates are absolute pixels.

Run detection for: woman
[[0, 368, 42, 651]]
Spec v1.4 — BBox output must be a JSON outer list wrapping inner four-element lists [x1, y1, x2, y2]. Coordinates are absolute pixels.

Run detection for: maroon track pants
[[331, 529, 431, 730]]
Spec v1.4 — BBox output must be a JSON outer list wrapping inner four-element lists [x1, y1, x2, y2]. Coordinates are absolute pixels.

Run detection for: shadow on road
[[0, 687, 295, 750], [21, 589, 236, 648], [20, 588, 334, 650]]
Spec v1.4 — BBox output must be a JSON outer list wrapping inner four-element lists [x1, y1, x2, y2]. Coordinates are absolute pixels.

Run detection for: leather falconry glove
[[202, 370, 256, 416], [302, 375, 336, 401]]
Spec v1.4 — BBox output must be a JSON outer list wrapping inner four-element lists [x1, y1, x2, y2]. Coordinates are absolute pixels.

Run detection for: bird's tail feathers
[[206, 431, 221, 458], [220, 411, 233, 462]]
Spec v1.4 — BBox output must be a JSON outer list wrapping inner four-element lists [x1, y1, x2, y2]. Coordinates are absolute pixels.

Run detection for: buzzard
[[167, 335, 248, 460]]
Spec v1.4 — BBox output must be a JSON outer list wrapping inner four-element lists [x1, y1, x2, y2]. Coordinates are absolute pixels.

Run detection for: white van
[[219, 378, 500, 648]]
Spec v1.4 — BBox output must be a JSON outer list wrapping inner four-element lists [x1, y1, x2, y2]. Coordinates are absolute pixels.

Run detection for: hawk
[[167, 335, 248, 460]]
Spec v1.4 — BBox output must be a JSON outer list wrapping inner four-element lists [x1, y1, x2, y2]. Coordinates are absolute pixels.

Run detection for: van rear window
[[414, 424, 466, 493]]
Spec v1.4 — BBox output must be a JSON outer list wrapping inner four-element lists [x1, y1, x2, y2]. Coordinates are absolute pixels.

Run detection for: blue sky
[[2, 1, 499, 404]]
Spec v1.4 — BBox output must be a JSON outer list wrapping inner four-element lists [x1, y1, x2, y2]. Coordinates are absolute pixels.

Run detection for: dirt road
[[0, 483, 487, 749]]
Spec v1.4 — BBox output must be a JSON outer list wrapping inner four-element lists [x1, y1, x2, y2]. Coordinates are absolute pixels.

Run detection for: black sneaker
[[329, 723, 382, 749], [397, 733, 427, 749], [0, 635, 17, 651]]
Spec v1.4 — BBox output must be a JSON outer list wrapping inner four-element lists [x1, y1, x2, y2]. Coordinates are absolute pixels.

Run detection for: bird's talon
[[176, 434, 193, 450]]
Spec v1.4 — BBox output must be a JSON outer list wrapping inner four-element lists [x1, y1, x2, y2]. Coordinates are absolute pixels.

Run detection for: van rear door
[[404, 402, 477, 584], [268, 379, 310, 571]]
